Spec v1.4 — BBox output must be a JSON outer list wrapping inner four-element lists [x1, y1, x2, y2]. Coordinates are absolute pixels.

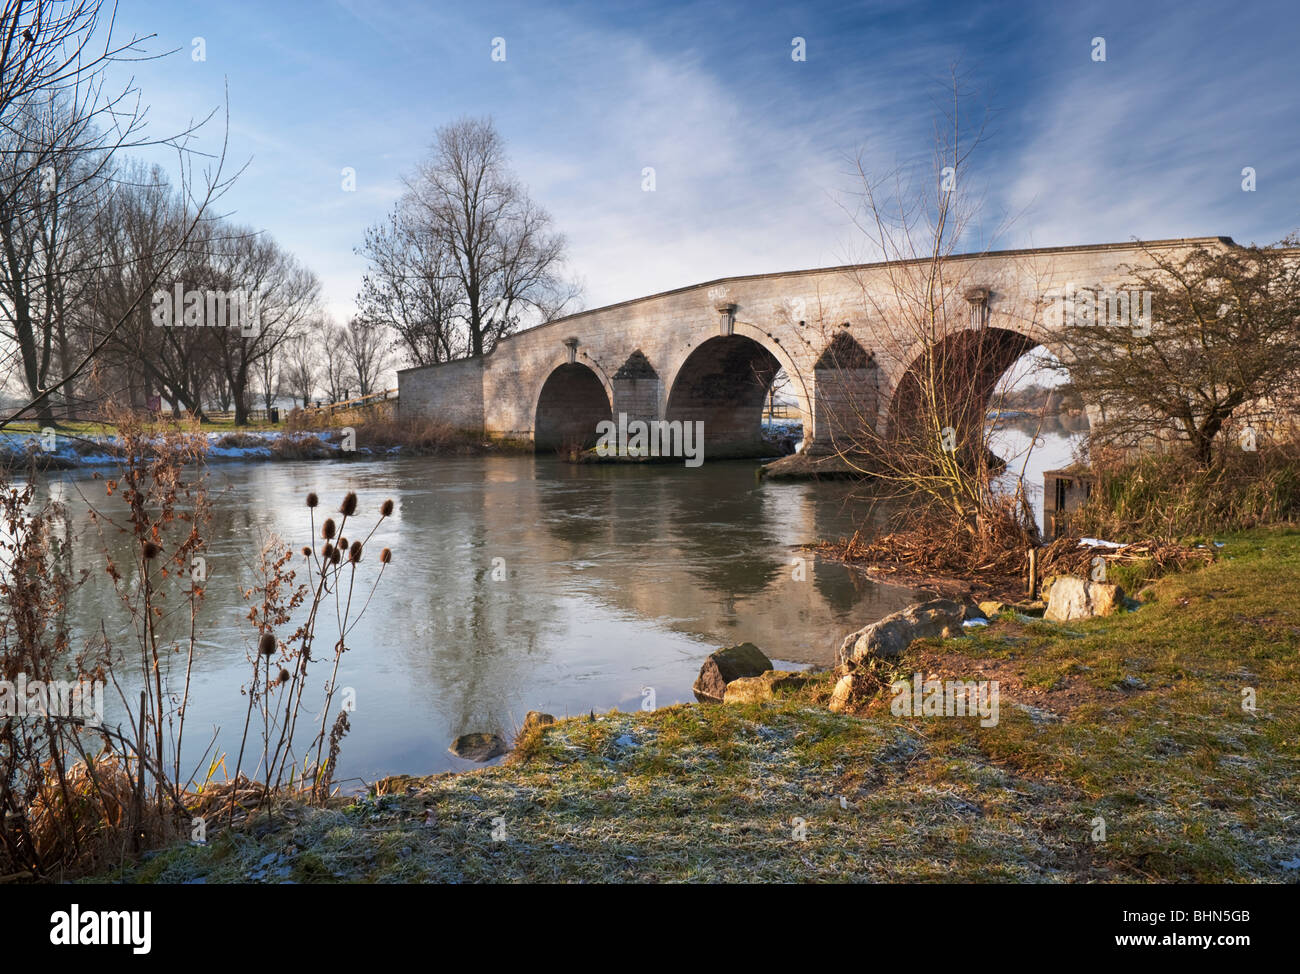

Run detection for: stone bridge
[[397, 237, 1233, 458]]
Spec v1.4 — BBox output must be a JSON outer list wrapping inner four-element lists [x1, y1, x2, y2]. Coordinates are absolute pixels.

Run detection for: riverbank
[[98, 528, 1300, 883], [0, 423, 532, 470]]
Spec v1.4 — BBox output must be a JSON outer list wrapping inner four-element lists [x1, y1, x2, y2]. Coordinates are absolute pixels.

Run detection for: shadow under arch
[[663, 334, 783, 459], [533, 362, 613, 452], [886, 326, 1041, 440]]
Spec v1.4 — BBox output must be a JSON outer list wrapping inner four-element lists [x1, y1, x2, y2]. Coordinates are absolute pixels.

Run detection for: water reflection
[[40, 455, 921, 782]]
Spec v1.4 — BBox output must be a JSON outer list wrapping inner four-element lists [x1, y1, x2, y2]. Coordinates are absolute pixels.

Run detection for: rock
[[1010, 601, 1046, 617], [1013, 702, 1062, 725], [1039, 575, 1058, 601], [518, 711, 555, 737], [372, 774, 420, 795], [838, 599, 966, 664], [449, 732, 507, 762], [692, 642, 772, 702], [827, 669, 881, 713], [1043, 576, 1125, 622], [723, 670, 809, 704], [828, 674, 854, 713], [978, 600, 1006, 618]]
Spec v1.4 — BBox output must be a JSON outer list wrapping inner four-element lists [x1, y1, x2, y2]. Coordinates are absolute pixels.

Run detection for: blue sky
[[108, 0, 1300, 325]]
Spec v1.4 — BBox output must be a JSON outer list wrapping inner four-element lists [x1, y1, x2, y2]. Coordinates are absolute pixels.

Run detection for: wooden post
[[1027, 547, 1039, 600]]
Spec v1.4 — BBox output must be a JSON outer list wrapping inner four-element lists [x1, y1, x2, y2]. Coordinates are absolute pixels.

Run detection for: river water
[[38, 427, 1080, 784]]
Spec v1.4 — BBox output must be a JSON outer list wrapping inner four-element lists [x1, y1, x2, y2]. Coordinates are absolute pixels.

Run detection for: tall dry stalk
[[815, 72, 1051, 561], [230, 489, 395, 805]]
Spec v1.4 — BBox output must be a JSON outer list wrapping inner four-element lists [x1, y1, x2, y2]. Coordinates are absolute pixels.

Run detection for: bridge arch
[[532, 359, 613, 452], [886, 325, 1042, 437], [661, 327, 810, 459], [880, 322, 1093, 480]]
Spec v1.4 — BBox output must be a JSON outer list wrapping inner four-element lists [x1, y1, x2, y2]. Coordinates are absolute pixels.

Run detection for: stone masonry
[[397, 237, 1238, 456]]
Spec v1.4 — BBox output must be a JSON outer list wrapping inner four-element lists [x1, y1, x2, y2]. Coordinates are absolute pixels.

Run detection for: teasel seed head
[[322, 543, 334, 560], [306, 492, 319, 509], [349, 543, 363, 563], [142, 541, 161, 560], [302, 545, 311, 557], [258, 633, 276, 656], [380, 499, 394, 517], [330, 547, 342, 565], [339, 492, 358, 517], [277, 667, 290, 685], [337, 536, 348, 551], [322, 518, 336, 539], [380, 547, 392, 564]]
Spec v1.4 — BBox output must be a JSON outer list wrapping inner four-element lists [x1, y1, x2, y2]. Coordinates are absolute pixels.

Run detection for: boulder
[[520, 711, 554, 733], [693, 643, 772, 702], [517, 711, 555, 741], [449, 732, 507, 762], [723, 670, 809, 704], [978, 600, 1006, 619], [838, 599, 966, 665], [1043, 576, 1125, 622], [827, 668, 882, 713], [371, 774, 421, 795]]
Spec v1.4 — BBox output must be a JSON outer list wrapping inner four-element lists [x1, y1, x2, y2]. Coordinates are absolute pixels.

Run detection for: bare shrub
[[1, 409, 397, 876]]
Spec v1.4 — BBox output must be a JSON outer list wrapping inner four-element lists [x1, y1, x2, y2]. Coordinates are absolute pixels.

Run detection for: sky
[[104, 0, 1300, 332]]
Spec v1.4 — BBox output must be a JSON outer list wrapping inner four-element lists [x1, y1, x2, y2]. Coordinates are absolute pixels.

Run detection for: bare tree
[[341, 316, 392, 397], [1053, 235, 1300, 466], [355, 207, 462, 365], [281, 326, 320, 408], [822, 74, 1045, 557], [203, 225, 320, 424], [394, 116, 580, 358], [257, 341, 279, 413], [318, 318, 352, 404], [85, 163, 214, 418], [0, 0, 226, 427]]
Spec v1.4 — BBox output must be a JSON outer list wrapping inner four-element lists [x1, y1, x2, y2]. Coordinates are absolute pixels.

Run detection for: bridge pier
[[809, 332, 879, 455], [611, 350, 661, 431]]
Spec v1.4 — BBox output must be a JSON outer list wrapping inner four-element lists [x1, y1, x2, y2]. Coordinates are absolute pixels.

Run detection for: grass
[[95, 528, 1300, 883], [1, 415, 534, 461], [1075, 446, 1300, 538], [1, 417, 281, 435]]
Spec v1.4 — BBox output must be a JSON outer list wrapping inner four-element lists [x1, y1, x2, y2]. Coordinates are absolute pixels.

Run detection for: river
[[35, 427, 1079, 784]]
